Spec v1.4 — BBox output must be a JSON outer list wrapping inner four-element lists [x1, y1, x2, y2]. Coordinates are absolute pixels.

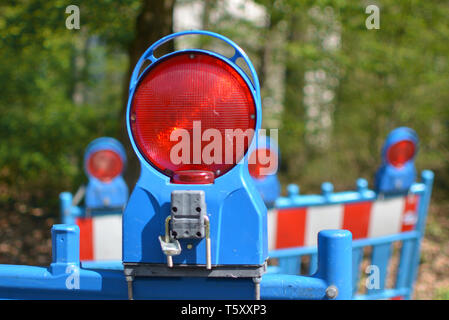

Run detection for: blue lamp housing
[[249, 133, 281, 208], [84, 137, 128, 211], [122, 30, 267, 274], [375, 127, 418, 194]]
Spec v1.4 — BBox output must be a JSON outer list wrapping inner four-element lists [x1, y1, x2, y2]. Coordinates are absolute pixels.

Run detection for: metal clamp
[[159, 215, 212, 269], [159, 216, 182, 268]]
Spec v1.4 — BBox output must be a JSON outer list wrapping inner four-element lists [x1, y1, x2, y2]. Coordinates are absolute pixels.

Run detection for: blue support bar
[[367, 243, 391, 296], [405, 170, 434, 299], [60, 192, 83, 224], [395, 238, 415, 292], [60, 192, 75, 225], [351, 247, 363, 294], [279, 256, 301, 275], [260, 274, 328, 300], [309, 253, 318, 275]]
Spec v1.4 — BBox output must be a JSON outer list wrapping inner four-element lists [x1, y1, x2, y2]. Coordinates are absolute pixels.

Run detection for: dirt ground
[[0, 200, 448, 299], [413, 201, 449, 299]]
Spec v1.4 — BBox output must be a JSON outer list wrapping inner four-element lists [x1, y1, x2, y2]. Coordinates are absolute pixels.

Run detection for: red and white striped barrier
[[76, 215, 122, 261], [268, 194, 419, 250]]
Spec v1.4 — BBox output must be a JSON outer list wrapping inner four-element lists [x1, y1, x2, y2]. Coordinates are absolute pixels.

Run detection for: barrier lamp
[[84, 137, 128, 211], [122, 30, 267, 299], [248, 132, 281, 208], [375, 127, 418, 194]]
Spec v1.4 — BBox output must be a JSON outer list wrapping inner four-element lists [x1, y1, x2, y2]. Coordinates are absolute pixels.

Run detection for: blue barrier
[[267, 170, 434, 300], [0, 30, 355, 300], [0, 225, 352, 300]]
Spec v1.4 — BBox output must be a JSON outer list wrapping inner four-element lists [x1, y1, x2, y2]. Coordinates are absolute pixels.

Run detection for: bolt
[[325, 285, 338, 299], [187, 244, 193, 250]]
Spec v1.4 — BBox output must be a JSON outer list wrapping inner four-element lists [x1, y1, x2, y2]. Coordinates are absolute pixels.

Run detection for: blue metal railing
[[267, 170, 434, 300], [0, 224, 352, 300]]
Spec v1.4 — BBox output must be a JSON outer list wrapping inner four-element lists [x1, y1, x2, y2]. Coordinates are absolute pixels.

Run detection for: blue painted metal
[[268, 170, 434, 300], [60, 192, 81, 225], [367, 243, 391, 295], [351, 247, 364, 295], [404, 169, 434, 299], [262, 229, 354, 300], [123, 30, 266, 266], [0, 225, 352, 300], [275, 179, 378, 209], [249, 133, 281, 208], [375, 127, 418, 194]]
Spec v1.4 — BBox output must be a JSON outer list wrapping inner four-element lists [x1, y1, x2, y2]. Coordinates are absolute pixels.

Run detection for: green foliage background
[[0, 0, 138, 212], [0, 0, 448, 217]]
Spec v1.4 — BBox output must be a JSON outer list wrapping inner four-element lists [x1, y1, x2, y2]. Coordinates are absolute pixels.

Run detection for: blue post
[[405, 170, 434, 299], [356, 178, 371, 199], [60, 192, 75, 225], [314, 229, 352, 300], [287, 184, 299, 197], [50, 224, 80, 275], [321, 182, 334, 200]]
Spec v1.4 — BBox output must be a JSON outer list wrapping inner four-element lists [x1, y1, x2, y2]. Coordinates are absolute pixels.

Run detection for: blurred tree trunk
[[279, 9, 306, 179], [119, 0, 175, 188]]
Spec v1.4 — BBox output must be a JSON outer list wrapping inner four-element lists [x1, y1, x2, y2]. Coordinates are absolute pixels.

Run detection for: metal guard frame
[[128, 30, 261, 98], [0, 226, 352, 300], [268, 170, 434, 300], [126, 30, 262, 181]]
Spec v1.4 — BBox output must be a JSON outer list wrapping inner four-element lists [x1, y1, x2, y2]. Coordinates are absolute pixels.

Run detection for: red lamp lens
[[87, 150, 123, 182], [248, 148, 277, 180], [387, 140, 415, 168], [130, 52, 256, 181]]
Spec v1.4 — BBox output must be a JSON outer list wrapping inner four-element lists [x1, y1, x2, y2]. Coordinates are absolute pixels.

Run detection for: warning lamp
[[86, 149, 123, 182], [375, 127, 418, 194], [123, 30, 266, 299], [386, 140, 415, 168], [84, 137, 128, 210], [130, 52, 256, 182], [248, 133, 281, 208]]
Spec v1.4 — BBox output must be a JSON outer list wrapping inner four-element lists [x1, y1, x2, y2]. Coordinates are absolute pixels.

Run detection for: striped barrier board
[[60, 192, 123, 261], [268, 194, 418, 250], [267, 170, 434, 300], [76, 214, 122, 261]]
